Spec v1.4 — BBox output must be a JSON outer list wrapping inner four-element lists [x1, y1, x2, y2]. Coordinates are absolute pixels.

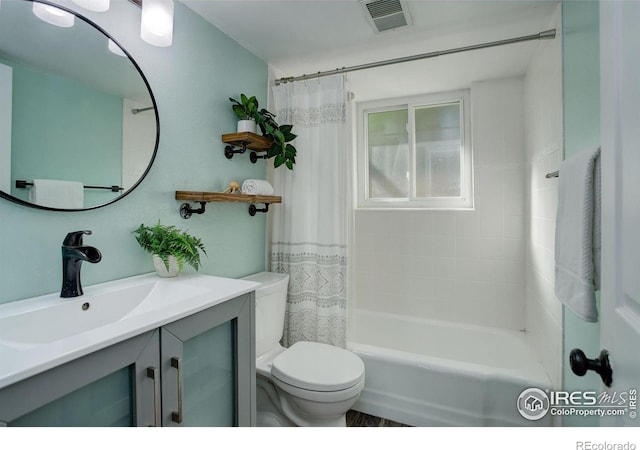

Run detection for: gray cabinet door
[[160, 293, 255, 427], [0, 330, 160, 426]]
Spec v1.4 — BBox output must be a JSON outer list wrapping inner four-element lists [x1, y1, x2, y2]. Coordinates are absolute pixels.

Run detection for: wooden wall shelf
[[222, 132, 272, 163], [176, 191, 281, 204], [222, 132, 271, 150], [175, 191, 281, 218]]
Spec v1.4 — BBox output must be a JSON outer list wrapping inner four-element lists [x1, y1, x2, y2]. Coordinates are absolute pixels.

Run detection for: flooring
[[346, 410, 409, 427]]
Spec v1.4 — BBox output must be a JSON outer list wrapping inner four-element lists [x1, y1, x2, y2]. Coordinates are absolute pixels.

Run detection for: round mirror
[[0, 0, 159, 211]]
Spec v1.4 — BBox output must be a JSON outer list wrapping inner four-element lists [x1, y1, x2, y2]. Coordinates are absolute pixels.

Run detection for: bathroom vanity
[[0, 273, 257, 427]]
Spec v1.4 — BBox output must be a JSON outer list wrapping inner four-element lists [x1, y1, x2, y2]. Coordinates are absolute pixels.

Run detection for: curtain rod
[[275, 29, 556, 85]]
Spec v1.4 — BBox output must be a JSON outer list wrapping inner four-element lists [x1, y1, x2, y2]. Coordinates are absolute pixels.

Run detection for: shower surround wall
[[524, 6, 563, 390], [354, 77, 526, 331]]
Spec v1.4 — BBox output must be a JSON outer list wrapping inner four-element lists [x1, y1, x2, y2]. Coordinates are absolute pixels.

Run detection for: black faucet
[[61, 230, 102, 298]]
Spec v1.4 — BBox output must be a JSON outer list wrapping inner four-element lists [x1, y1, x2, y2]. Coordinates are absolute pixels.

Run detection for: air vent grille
[[366, 0, 402, 18], [361, 0, 411, 33], [372, 14, 408, 32]]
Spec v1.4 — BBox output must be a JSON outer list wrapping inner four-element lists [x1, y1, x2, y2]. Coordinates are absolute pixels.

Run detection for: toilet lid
[[271, 341, 365, 392]]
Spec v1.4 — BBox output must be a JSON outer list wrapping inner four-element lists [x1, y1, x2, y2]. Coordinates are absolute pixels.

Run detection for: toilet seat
[[271, 341, 365, 393], [270, 373, 365, 404]]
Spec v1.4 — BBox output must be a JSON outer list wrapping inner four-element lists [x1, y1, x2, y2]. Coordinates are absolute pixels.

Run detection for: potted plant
[[229, 94, 258, 133], [229, 94, 297, 170], [133, 221, 207, 277]]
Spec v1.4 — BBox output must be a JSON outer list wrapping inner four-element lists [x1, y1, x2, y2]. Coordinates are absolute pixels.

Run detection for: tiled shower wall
[[353, 77, 526, 331], [524, 6, 563, 389]]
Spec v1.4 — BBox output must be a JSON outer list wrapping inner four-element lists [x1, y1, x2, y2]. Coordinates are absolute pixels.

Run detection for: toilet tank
[[242, 272, 289, 357]]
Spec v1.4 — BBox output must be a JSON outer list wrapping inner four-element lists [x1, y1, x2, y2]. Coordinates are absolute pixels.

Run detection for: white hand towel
[[554, 146, 601, 322], [29, 179, 84, 209], [242, 179, 274, 196]]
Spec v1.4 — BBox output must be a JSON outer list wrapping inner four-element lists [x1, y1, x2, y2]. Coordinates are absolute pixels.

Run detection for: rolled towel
[[242, 179, 274, 196]]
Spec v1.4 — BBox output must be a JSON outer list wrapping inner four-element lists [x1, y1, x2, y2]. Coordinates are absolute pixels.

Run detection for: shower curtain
[[271, 74, 350, 348]]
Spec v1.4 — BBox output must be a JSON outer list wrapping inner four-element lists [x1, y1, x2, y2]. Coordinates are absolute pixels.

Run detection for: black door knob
[[569, 348, 613, 387]]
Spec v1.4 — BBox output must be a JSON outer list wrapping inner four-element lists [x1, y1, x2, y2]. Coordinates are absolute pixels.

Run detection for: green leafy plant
[[133, 221, 206, 272], [229, 94, 297, 170], [229, 94, 259, 121], [260, 114, 297, 170]]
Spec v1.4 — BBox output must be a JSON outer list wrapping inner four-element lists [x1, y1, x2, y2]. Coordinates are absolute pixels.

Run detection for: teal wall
[[9, 62, 122, 206], [561, 0, 601, 427], [0, 0, 268, 305]]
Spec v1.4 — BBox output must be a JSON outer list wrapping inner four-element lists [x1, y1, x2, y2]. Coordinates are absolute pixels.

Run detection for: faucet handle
[[63, 230, 92, 246]]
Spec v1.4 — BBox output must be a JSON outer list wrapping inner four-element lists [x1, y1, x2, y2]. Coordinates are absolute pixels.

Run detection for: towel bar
[[15, 180, 123, 192]]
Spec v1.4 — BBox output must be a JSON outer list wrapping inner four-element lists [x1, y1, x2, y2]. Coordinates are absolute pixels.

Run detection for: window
[[357, 90, 472, 209]]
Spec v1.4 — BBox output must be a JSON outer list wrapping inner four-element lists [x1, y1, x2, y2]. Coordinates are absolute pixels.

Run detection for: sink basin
[[0, 281, 156, 344], [0, 273, 259, 389], [0, 274, 231, 345]]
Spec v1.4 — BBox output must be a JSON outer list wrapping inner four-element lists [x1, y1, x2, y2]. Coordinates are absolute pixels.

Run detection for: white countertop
[[0, 273, 258, 389]]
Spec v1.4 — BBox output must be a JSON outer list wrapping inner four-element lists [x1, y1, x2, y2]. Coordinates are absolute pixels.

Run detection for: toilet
[[243, 272, 365, 427]]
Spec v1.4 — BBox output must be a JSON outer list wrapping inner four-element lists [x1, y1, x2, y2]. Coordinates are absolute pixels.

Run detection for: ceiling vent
[[360, 0, 412, 33]]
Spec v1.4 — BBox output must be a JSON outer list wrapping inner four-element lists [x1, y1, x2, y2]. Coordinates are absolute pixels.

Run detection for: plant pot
[[237, 119, 257, 134], [152, 254, 180, 278]]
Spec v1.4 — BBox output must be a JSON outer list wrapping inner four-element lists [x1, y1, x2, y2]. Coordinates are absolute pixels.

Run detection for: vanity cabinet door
[[0, 330, 160, 427], [160, 293, 255, 427]]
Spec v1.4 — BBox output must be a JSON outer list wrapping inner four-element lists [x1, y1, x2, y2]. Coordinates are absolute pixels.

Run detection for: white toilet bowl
[[244, 272, 365, 427], [256, 340, 365, 427]]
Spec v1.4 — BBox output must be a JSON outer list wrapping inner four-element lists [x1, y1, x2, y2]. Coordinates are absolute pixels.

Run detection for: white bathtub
[[347, 310, 552, 427]]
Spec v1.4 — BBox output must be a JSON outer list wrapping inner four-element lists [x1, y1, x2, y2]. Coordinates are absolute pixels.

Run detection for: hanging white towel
[[29, 179, 84, 209], [242, 179, 274, 196], [554, 146, 601, 322]]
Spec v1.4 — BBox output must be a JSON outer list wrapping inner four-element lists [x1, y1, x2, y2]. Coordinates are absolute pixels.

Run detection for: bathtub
[[347, 310, 552, 427]]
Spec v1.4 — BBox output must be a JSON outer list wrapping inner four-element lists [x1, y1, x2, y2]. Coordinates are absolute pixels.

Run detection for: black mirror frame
[[0, 0, 160, 212]]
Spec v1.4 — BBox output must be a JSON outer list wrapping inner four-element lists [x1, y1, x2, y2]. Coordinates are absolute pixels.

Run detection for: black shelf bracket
[[249, 152, 269, 164], [224, 141, 267, 164], [224, 142, 267, 164], [179, 200, 275, 218], [180, 202, 206, 219], [249, 203, 270, 216], [224, 141, 249, 159]]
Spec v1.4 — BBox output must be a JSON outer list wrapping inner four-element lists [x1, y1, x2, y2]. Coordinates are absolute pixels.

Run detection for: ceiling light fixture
[[32, 3, 75, 28], [71, 0, 110, 12], [139, 0, 174, 47]]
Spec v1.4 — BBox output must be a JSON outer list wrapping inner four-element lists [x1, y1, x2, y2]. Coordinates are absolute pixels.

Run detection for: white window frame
[[356, 89, 473, 209]]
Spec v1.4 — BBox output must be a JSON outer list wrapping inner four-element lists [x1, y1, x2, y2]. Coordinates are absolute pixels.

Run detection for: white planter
[[152, 254, 180, 278], [237, 119, 257, 134]]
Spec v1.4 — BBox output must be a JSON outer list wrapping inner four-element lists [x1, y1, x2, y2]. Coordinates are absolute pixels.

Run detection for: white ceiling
[[182, 0, 560, 100]]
